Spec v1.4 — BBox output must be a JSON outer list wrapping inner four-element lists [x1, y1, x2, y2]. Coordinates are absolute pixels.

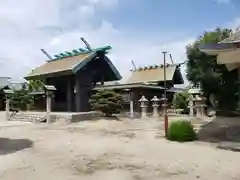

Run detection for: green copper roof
[[51, 45, 112, 61]]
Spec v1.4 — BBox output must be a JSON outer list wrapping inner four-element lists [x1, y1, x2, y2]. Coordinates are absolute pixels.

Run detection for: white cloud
[[87, 0, 119, 8], [0, 0, 191, 87]]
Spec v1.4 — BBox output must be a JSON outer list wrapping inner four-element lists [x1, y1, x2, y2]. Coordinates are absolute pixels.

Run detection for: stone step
[[10, 113, 46, 123]]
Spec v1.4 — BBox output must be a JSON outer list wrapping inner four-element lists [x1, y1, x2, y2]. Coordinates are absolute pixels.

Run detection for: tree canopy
[[186, 28, 239, 111]]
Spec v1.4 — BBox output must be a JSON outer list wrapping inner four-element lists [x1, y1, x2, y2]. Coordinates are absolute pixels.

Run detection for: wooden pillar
[[75, 77, 80, 112], [67, 79, 73, 112], [238, 67, 240, 109], [101, 76, 104, 85]]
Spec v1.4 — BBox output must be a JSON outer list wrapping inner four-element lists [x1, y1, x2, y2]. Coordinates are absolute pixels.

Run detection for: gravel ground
[[0, 117, 239, 180]]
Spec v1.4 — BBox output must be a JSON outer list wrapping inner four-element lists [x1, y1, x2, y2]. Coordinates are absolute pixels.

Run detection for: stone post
[[194, 95, 202, 117], [5, 99, 10, 121], [3, 89, 13, 121], [139, 96, 148, 119], [46, 92, 51, 124], [151, 96, 160, 117], [44, 85, 56, 124]]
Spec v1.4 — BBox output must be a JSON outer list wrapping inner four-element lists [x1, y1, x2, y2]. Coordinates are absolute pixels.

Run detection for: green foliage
[[186, 28, 239, 110], [28, 80, 45, 92], [7, 80, 44, 110], [89, 89, 123, 116], [9, 88, 34, 110], [172, 90, 189, 110], [167, 120, 197, 142]]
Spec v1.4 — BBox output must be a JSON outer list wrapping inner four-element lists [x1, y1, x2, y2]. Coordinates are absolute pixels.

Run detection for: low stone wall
[[49, 111, 103, 124], [70, 111, 103, 123]]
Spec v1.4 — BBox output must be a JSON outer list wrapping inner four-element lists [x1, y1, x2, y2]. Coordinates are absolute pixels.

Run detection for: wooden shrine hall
[[94, 63, 184, 112], [25, 45, 122, 112]]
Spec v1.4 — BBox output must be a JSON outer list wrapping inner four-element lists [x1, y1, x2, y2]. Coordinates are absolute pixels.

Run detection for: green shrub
[[89, 89, 123, 117], [167, 120, 197, 142]]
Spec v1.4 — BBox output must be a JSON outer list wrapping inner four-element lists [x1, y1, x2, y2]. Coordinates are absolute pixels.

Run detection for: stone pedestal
[[130, 100, 134, 119], [44, 85, 56, 124], [152, 104, 159, 117], [151, 96, 160, 117], [139, 96, 148, 119], [188, 95, 194, 117], [195, 105, 201, 117], [140, 105, 148, 118], [194, 94, 206, 118], [160, 95, 168, 116]]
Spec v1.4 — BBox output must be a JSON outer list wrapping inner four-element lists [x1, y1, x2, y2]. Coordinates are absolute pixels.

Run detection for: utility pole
[[162, 51, 169, 137]]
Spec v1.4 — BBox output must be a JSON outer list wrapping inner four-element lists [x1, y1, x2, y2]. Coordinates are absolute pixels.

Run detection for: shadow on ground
[[0, 138, 33, 155], [198, 117, 240, 143]]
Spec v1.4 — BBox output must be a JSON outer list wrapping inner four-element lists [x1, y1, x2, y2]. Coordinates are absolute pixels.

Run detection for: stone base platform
[[9, 111, 103, 124]]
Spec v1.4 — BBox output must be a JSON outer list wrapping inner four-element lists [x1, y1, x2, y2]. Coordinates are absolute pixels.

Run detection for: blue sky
[[0, 0, 240, 83], [98, 0, 240, 37]]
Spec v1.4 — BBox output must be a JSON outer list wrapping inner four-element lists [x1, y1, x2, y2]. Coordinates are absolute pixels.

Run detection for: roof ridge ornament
[[135, 63, 177, 72], [51, 45, 112, 61]]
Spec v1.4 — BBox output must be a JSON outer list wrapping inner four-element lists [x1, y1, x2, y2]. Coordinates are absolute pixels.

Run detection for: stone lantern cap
[[44, 85, 56, 91], [188, 88, 202, 94], [139, 95, 148, 102], [3, 89, 14, 94], [160, 96, 167, 101], [151, 96, 160, 102]]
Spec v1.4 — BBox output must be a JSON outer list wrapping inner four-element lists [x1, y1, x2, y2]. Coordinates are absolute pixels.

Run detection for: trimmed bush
[[167, 120, 197, 142], [89, 89, 123, 117]]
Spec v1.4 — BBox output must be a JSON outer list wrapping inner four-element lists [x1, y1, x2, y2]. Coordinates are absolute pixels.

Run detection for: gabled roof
[[125, 64, 183, 84], [25, 53, 94, 79], [25, 46, 122, 80], [219, 30, 240, 44]]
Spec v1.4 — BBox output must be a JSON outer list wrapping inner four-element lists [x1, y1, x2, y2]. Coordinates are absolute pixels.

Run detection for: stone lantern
[[44, 85, 56, 124], [3, 89, 14, 121], [188, 87, 206, 118], [194, 94, 206, 117], [160, 94, 168, 116], [151, 96, 160, 117], [187, 94, 194, 117], [139, 96, 148, 119]]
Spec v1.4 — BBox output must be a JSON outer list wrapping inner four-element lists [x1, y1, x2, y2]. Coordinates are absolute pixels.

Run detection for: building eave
[[93, 82, 165, 90]]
